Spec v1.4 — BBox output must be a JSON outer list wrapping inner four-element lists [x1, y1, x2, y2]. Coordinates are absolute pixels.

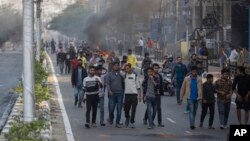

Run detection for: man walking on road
[[142, 67, 157, 129], [180, 66, 203, 130], [57, 48, 66, 74], [215, 68, 232, 129], [172, 57, 188, 104], [83, 66, 103, 128], [141, 52, 152, 78], [127, 49, 138, 70], [200, 74, 216, 129], [106, 62, 125, 128], [71, 59, 87, 107], [96, 65, 107, 126], [232, 66, 250, 125], [124, 63, 141, 128]]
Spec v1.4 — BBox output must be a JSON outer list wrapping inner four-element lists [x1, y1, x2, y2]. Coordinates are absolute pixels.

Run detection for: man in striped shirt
[[83, 66, 103, 128]]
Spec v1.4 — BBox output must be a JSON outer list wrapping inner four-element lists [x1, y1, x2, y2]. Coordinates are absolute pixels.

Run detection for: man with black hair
[[106, 62, 125, 128], [71, 59, 87, 107], [200, 74, 216, 129], [124, 63, 141, 128], [141, 52, 152, 78], [180, 66, 203, 130], [215, 68, 232, 129], [143, 63, 164, 127], [83, 66, 103, 128], [172, 57, 188, 104], [188, 54, 197, 72], [127, 49, 138, 70], [232, 66, 250, 125], [142, 67, 157, 129]]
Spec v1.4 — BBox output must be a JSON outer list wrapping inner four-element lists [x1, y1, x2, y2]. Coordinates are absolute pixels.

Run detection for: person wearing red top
[[71, 56, 78, 71]]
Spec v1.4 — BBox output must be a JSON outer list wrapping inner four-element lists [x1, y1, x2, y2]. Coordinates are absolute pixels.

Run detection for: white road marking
[[185, 131, 192, 134], [166, 117, 176, 124], [46, 52, 75, 141]]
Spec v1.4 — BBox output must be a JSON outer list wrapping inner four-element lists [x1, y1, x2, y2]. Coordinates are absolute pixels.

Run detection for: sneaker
[[115, 124, 122, 128], [125, 118, 129, 127], [129, 123, 135, 128], [223, 125, 228, 129], [85, 123, 90, 128], [147, 126, 153, 129], [190, 126, 195, 130], [220, 125, 224, 130], [208, 126, 215, 129], [184, 110, 190, 114], [158, 124, 165, 127], [92, 123, 97, 127], [100, 123, 106, 126], [199, 123, 203, 128], [143, 119, 147, 125]]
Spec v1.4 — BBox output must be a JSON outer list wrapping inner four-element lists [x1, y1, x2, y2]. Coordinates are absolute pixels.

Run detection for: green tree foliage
[[49, 3, 88, 39]]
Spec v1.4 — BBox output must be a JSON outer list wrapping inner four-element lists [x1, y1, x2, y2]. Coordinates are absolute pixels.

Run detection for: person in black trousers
[[200, 74, 216, 129], [84, 66, 103, 128]]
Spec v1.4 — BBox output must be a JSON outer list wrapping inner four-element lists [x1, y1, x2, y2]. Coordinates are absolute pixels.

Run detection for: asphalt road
[[0, 52, 22, 118], [48, 53, 242, 141]]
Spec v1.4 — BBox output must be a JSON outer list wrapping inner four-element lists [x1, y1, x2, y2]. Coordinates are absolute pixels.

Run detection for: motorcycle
[[161, 67, 175, 96]]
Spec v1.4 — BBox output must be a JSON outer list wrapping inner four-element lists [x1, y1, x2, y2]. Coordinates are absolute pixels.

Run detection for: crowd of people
[[48, 39, 250, 130]]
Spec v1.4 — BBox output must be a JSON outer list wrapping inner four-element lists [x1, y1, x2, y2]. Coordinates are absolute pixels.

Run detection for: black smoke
[[84, 0, 162, 45], [0, 5, 22, 48]]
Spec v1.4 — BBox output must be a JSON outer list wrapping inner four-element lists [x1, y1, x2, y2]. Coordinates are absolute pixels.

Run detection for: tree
[[49, 3, 88, 40]]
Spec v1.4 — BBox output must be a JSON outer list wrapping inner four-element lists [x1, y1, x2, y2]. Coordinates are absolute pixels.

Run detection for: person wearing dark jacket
[[143, 63, 164, 127], [200, 74, 216, 129], [71, 59, 87, 107], [142, 67, 157, 129], [57, 49, 66, 74]]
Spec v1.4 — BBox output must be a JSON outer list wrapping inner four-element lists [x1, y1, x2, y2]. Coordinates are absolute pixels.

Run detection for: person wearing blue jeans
[[96, 65, 107, 126], [215, 68, 232, 129], [142, 67, 158, 129], [71, 59, 87, 107], [172, 57, 187, 104], [146, 97, 156, 129], [108, 93, 124, 126], [180, 66, 203, 130], [106, 62, 125, 128]]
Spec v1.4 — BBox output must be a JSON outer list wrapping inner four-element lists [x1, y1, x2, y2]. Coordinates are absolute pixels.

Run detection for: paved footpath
[[48, 53, 243, 141]]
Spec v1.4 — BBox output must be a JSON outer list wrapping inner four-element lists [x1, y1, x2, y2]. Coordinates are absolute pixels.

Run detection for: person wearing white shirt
[[123, 63, 142, 128], [228, 48, 239, 63]]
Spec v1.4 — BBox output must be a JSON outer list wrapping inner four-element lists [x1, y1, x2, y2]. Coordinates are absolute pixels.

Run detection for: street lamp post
[[23, 0, 35, 122], [36, 0, 42, 61]]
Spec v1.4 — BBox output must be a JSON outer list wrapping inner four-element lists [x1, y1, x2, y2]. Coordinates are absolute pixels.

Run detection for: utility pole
[[36, 0, 42, 61], [175, 0, 179, 43], [23, 0, 35, 122], [192, 0, 196, 31]]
